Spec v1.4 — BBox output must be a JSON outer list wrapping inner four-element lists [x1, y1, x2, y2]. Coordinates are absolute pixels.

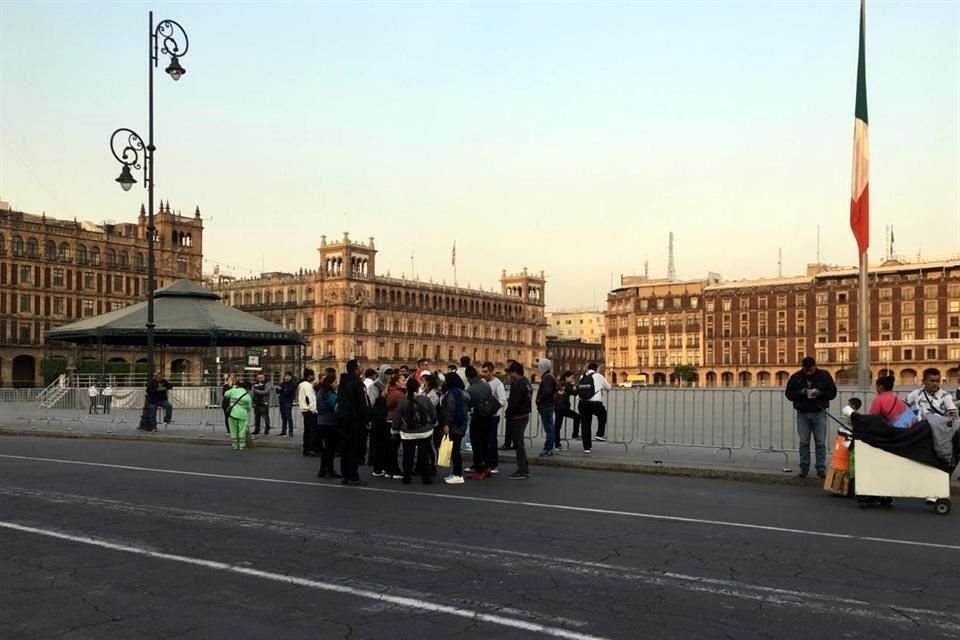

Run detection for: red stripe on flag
[[850, 184, 869, 255]]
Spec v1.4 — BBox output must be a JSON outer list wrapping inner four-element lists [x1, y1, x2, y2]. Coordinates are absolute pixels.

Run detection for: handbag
[[437, 435, 453, 467]]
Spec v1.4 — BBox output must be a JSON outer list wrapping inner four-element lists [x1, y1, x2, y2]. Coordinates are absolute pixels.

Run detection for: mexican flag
[[850, 0, 869, 255]]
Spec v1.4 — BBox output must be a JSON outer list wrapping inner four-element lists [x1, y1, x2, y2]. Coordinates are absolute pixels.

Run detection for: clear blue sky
[[1, 1, 957, 309]]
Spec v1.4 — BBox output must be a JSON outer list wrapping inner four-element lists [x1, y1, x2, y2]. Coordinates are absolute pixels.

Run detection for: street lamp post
[[109, 11, 189, 383]]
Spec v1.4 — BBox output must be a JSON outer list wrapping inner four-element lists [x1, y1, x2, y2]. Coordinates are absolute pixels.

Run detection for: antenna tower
[[667, 232, 676, 281]]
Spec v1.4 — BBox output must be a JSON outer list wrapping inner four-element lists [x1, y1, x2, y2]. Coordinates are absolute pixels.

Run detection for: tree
[[673, 364, 697, 387]]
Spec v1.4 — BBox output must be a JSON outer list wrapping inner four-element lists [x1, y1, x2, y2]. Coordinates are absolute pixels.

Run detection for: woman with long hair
[[316, 373, 341, 479], [440, 373, 470, 484], [395, 377, 437, 485]]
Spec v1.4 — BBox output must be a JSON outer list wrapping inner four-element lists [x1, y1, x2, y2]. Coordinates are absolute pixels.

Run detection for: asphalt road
[[0, 436, 957, 640]]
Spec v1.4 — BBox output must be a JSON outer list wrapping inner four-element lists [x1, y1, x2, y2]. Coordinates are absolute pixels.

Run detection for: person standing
[[423, 373, 444, 477], [298, 368, 319, 457], [556, 371, 580, 446], [220, 374, 233, 435], [223, 375, 252, 451], [313, 373, 342, 479], [88, 383, 100, 415], [370, 366, 391, 478], [357, 368, 379, 465], [536, 358, 558, 457], [251, 372, 273, 436], [481, 362, 507, 475], [337, 359, 370, 485], [102, 384, 113, 414], [500, 359, 518, 450], [505, 362, 533, 479], [395, 377, 437, 485], [143, 374, 160, 431], [276, 372, 297, 437], [154, 373, 175, 426], [905, 367, 959, 420], [414, 359, 430, 384], [784, 357, 838, 478], [577, 364, 611, 452], [384, 369, 406, 478], [441, 373, 470, 485], [465, 366, 493, 477]]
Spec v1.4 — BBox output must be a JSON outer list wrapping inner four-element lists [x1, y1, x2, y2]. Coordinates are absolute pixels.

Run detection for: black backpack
[[478, 395, 501, 418], [404, 400, 430, 429], [577, 373, 596, 401]]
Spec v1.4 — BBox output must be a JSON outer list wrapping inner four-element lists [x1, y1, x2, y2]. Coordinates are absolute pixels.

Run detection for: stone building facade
[[546, 309, 605, 344], [606, 258, 960, 387], [545, 337, 605, 380], [210, 233, 548, 377], [0, 200, 205, 386]]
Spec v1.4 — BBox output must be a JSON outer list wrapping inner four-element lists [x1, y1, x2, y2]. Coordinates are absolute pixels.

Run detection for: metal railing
[[0, 384, 900, 469]]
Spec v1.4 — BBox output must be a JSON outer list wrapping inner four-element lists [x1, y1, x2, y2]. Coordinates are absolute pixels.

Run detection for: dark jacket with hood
[[506, 376, 533, 420]]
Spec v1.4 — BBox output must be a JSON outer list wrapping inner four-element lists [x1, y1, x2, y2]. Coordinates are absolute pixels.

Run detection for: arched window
[[76, 244, 87, 264], [254, 292, 262, 305], [44, 240, 56, 259], [0, 234, 5, 255], [288, 289, 296, 303], [134, 253, 144, 270], [26, 238, 38, 257], [119, 251, 128, 268], [106, 249, 116, 267], [12, 236, 24, 257], [58, 242, 70, 260], [90, 247, 101, 265]]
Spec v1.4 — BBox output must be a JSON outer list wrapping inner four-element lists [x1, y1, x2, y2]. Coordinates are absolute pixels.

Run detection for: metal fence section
[[635, 388, 746, 458]]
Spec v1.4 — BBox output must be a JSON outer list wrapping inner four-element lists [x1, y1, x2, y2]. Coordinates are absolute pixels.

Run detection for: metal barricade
[[636, 388, 746, 458]]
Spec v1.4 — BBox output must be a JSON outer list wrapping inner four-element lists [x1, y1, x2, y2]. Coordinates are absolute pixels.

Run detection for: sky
[[1, 0, 958, 310]]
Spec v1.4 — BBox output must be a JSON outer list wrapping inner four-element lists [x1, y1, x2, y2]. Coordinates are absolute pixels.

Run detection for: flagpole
[[857, 251, 870, 389]]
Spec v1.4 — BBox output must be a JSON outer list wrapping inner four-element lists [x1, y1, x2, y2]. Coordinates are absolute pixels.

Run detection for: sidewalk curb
[[2, 427, 957, 494]]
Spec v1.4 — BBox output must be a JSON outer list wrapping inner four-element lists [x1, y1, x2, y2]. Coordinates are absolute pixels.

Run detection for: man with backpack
[[465, 366, 496, 478], [536, 358, 558, 457], [577, 363, 611, 454]]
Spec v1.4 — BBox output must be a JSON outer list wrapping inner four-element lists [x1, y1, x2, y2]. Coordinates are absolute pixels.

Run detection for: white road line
[[0, 487, 960, 637], [4, 485, 959, 633], [0, 520, 609, 640], [1, 453, 958, 552]]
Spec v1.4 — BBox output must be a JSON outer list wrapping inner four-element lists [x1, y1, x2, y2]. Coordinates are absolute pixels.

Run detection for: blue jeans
[[156, 399, 173, 424], [539, 407, 556, 454], [279, 401, 294, 434], [487, 416, 501, 469], [797, 411, 827, 472]]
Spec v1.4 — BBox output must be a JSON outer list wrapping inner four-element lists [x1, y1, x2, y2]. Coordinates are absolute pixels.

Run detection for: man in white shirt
[[88, 384, 100, 414], [576, 363, 612, 452], [906, 368, 959, 420], [482, 361, 508, 474], [297, 368, 319, 456], [102, 384, 114, 414]]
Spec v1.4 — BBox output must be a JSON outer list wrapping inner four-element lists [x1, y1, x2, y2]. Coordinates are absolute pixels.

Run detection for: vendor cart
[[854, 440, 952, 515]]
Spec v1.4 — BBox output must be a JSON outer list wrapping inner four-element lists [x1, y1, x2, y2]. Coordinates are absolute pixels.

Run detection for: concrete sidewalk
[[3, 408, 958, 491]]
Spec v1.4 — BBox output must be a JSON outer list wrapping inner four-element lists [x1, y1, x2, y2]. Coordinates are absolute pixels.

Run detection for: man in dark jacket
[[465, 366, 493, 477], [337, 359, 369, 485], [251, 372, 273, 436], [276, 372, 297, 437], [536, 358, 558, 457], [784, 357, 838, 478], [505, 362, 533, 479]]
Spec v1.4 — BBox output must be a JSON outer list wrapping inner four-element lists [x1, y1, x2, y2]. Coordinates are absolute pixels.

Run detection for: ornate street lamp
[[108, 12, 189, 391]]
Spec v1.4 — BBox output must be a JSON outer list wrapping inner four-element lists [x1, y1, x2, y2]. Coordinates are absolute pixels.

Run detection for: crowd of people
[[220, 355, 613, 486]]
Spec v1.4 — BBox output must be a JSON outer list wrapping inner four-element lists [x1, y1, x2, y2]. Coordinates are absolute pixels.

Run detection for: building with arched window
[[0, 200, 205, 386]]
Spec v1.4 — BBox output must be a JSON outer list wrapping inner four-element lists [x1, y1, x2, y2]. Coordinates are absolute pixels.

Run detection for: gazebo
[[44, 279, 305, 384]]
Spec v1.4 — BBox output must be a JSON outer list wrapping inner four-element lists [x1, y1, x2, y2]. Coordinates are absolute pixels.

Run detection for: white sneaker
[[372, 471, 386, 478], [584, 449, 591, 454], [489, 468, 499, 475], [444, 475, 464, 485], [391, 474, 404, 480], [595, 436, 606, 442], [443, 474, 454, 481]]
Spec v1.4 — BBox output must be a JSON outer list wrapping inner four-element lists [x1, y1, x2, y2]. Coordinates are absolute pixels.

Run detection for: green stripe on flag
[[855, 0, 868, 124]]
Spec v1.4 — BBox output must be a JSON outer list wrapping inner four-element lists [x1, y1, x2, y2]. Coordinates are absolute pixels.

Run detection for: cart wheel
[[880, 497, 893, 508], [934, 499, 951, 516]]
